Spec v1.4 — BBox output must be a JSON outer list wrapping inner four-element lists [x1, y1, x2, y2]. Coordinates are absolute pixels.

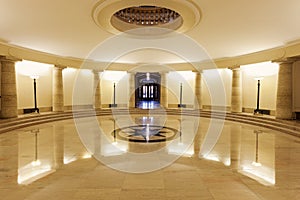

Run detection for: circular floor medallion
[[112, 125, 180, 143]]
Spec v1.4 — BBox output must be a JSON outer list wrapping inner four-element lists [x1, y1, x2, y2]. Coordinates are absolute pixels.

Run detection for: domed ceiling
[[0, 0, 300, 65]]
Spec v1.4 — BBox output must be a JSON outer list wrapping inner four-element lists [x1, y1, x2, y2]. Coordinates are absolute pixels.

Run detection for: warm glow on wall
[[15, 60, 53, 77], [173, 71, 195, 81], [241, 61, 279, 78], [101, 70, 127, 82]]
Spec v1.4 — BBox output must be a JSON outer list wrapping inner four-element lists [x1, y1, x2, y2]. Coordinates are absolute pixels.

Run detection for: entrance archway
[[135, 73, 161, 109]]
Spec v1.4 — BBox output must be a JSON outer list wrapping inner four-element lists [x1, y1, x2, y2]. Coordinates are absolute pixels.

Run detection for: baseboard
[[18, 106, 52, 114], [101, 104, 128, 108], [242, 107, 275, 116], [168, 104, 194, 109], [202, 105, 230, 112]]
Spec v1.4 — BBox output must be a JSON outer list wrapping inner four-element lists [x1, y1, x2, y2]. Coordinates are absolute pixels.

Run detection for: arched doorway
[[135, 73, 160, 109]]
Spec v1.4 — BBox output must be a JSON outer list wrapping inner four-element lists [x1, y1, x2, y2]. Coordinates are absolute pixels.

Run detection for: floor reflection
[[0, 114, 299, 199]]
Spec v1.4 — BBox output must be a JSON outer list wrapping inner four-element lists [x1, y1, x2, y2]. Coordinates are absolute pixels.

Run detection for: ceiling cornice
[[1, 41, 300, 71]]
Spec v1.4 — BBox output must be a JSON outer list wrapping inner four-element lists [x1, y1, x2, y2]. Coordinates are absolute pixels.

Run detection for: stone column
[[128, 72, 136, 108], [52, 65, 65, 112], [231, 67, 242, 113], [194, 70, 202, 109], [0, 56, 20, 118], [93, 70, 101, 109], [276, 61, 293, 119], [160, 72, 168, 108]]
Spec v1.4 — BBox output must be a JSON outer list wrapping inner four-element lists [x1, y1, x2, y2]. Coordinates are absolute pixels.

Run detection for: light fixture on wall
[[178, 82, 186, 108], [30, 75, 40, 113], [110, 82, 117, 108], [254, 77, 264, 114], [252, 130, 262, 167], [31, 129, 41, 166]]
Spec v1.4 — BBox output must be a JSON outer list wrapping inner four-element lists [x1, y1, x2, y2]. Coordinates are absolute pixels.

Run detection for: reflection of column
[[230, 125, 241, 170], [53, 125, 64, 169], [194, 70, 202, 109], [194, 124, 202, 154], [93, 70, 101, 109], [53, 65, 65, 112], [0, 56, 20, 118], [128, 72, 136, 108], [276, 61, 293, 119], [160, 72, 168, 108], [231, 67, 242, 112]]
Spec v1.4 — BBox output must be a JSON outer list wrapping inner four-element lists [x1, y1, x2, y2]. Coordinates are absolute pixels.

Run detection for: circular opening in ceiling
[[111, 6, 183, 32], [92, 0, 201, 35]]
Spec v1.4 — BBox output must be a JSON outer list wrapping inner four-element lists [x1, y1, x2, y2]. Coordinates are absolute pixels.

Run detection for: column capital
[[192, 69, 203, 73], [92, 69, 103, 74], [272, 57, 300, 64], [54, 65, 67, 70], [159, 70, 169, 75], [228, 65, 240, 70], [0, 55, 22, 63]]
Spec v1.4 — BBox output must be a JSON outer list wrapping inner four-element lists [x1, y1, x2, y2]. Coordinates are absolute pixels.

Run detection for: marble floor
[[0, 114, 299, 200]]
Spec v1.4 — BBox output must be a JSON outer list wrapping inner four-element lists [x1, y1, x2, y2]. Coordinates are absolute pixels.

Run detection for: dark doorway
[[135, 73, 160, 109], [296, 112, 300, 120]]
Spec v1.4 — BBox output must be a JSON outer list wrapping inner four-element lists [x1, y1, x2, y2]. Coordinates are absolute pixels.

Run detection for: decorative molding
[[1, 40, 300, 71]]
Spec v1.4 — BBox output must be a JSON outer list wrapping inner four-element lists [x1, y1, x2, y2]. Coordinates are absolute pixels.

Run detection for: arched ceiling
[[0, 0, 300, 65]]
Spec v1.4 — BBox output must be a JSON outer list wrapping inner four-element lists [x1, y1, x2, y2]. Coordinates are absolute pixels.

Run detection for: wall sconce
[[30, 75, 40, 113]]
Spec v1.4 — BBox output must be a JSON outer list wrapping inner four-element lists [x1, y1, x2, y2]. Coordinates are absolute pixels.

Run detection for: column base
[[254, 109, 270, 115], [296, 112, 300, 120], [23, 108, 40, 114]]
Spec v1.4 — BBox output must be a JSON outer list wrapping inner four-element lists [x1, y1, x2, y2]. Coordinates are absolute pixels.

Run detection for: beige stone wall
[[15, 62, 52, 109], [202, 69, 232, 108], [167, 71, 195, 106], [242, 71, 278, 111], [293, 61, 300, 112]]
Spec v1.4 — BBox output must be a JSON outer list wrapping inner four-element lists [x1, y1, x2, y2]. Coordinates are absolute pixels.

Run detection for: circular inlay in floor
[[111, 125, 180, 143]]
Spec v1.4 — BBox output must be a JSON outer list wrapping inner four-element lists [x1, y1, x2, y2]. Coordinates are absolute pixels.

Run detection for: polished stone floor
[[0, 114, 299, 200]]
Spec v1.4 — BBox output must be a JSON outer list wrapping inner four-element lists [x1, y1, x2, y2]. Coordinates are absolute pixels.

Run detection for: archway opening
[[135, 72, 161, 109]]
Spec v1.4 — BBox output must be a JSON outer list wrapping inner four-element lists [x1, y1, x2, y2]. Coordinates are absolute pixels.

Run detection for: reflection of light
[[252, 161, 262, 167], [82, 153, 92, 159], [146, 124, 150, 142], [240, 166, 275, 185], [18, 164, 53, 185], [204, 155, 220, 162], [224, 159, 231, 166], [64, 156, 77, 164], [31, 160, 41, 166]]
